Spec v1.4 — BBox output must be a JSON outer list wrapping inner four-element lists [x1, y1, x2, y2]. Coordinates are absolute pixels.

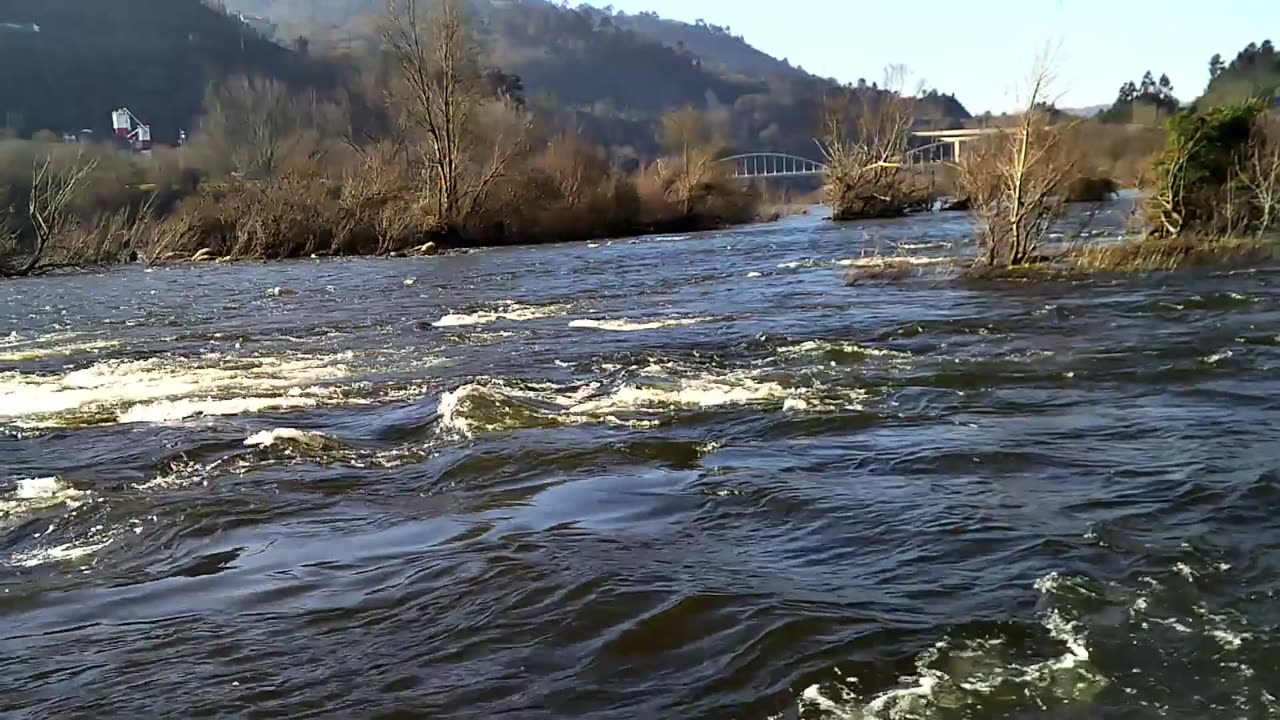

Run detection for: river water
[[2, 204, 1279, 718]]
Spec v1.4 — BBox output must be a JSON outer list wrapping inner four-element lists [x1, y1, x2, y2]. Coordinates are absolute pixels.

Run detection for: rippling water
[[3, 204, 1280, 718]]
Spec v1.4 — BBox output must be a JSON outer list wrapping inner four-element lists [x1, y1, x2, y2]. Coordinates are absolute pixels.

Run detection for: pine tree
[[1139, 71, 1157, 97], [1209, 53, 1224, 80]]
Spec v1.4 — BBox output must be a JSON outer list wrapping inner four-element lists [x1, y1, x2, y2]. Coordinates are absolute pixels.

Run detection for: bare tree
[[1238, 114, 1280, 237], [382, 0, 526, 227], [0, 153, 99, 277], [198, 75, 343, 178], [958, 61, 1076, 267], [657, 106, 729, 216], [819, 65, 923, 220]]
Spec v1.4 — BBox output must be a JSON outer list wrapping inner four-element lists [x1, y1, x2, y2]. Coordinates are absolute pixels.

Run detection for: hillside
[[221, 0, 969, 156], [1200, 41, 1280, 108], [1, 0, 971, 156], [602, 10, 809, 81], [0, 0, 328, 143]]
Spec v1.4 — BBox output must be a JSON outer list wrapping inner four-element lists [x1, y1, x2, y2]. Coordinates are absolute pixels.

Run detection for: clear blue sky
[[600, 0, 1277, 113]]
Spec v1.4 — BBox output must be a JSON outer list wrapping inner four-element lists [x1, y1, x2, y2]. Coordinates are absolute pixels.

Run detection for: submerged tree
[[958, 60, 1076, 268], [819, 64, 923, 220]]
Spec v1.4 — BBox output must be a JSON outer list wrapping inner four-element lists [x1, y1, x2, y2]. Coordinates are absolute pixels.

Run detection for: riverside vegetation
[[0, 0, 760, 277], [821, 57, 1280, 278]]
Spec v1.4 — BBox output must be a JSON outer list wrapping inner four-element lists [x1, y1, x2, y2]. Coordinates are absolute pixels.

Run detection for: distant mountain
[[0, 0, 330, 142], [3, 0, 971, 157], [222, 0, 969, 154], [600, 10, 810, 81], [1061, 104, 1109, 118]]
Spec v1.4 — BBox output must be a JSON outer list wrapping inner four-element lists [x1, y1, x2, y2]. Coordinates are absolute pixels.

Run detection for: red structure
[[111, 108, 153, 155]]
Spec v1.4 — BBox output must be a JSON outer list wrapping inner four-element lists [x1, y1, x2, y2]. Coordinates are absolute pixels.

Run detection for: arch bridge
[[723, 128, 1004, 178], [719, 153, 827, 179]]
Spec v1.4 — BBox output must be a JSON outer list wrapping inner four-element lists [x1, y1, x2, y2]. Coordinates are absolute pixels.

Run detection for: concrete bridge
[[722, 128, 1003, 179]]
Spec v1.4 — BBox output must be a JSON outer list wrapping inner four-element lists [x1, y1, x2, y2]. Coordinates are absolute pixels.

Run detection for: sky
[[599, 0, 1278, 113]]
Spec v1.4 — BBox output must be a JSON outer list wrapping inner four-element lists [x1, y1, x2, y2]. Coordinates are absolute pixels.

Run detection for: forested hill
[[223, 0, 971, 156], [600, 10, 810, 81], [1200, 41, 1280, 108], [0, 0, 330, 142], [2, 0, 972, 156]]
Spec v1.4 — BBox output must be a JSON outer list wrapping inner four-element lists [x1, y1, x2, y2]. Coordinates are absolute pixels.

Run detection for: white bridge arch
[[719, 153, 827, 179], [723, 129, 1004, 178]]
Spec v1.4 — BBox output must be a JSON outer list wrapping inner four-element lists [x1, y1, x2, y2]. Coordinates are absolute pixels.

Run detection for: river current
[[2, 204, 1279, 718]]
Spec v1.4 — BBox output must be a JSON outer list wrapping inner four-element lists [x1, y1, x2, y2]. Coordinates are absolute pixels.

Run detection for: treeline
[[1202, 41, 1280, 108], [0, 0, 760, 277], [1097, 40, 1280, 128]]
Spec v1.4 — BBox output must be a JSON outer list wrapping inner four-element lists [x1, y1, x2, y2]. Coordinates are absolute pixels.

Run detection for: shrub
[[1146, 100, 1265, 238], [957, 66, 1076, 268], [1065, 176, 1119, 203]]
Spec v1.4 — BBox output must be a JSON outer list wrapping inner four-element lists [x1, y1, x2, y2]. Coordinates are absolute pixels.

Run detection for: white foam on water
[[776, 340, 910, 361], [837, 256, 955, 269], [433, 303, 568, 327], [436, 380, 599, 439], [436, 361, 868, 439], [0, 354, 350, 428], [1201, 351, 1233, 365], [777, 259, 825, 270], [898, 241, 954, 250], [568, 317, 710, 332], [119, 396, 319, 424], [782, 397, 810, 412], [8, 536, 113, 568], [0, 338, 121, 362], [785, 573, 1107, 719], [132, 456, 244, 492], [1, 477, 89, 523], [747, 271, 764, 278], [244, 427, 338, 449], [568, 373, 789, 415]]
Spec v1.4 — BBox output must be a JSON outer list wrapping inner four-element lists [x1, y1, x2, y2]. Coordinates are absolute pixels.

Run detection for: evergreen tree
[[1139, 71, 1157, 96]]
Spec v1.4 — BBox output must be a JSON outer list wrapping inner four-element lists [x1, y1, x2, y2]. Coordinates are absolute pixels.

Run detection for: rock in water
[[265, 286, 298, 298]]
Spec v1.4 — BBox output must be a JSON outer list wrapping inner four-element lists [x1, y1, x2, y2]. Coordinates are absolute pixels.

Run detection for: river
[[2, 204, 1279, 718]]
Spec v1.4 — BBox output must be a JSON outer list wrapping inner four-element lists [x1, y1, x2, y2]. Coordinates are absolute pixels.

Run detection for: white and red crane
[[111, 107, 153, 155]]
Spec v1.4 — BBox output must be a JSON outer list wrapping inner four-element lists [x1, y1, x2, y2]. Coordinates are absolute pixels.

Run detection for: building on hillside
[[234, 12, 277, 38]]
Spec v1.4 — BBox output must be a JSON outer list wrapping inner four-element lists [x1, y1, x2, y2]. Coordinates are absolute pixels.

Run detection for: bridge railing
[[718, 153, 827, 179], [721, 134, 998, 176]]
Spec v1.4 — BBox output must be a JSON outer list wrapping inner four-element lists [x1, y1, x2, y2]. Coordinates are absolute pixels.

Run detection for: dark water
[[2, 205, 1280, 718]]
